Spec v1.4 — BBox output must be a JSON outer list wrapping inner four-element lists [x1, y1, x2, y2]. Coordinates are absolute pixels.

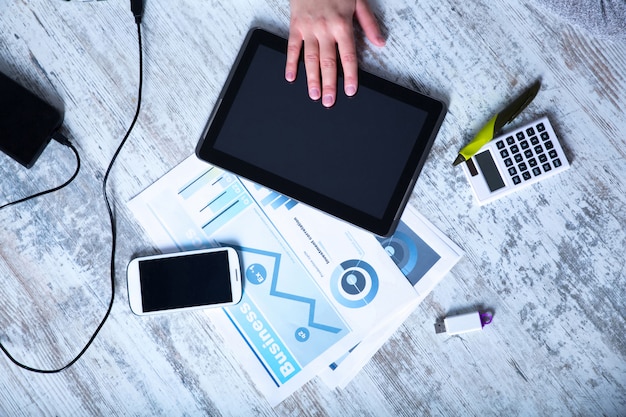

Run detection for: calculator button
[[539, 153, 548, 163], [518, 162, 528, 172], [537, 123, 545, 132], [528, 158, 537, 167], [532, 167, 542, 176], [514, 154, 523, 163], [506, 136, 515, 145], [530, 136, 539, 145], [541, 132, 550, 141], [524, 150, 533, 159], [504, 158, 513, 167], [526, 127, 535, 136], [510, 145, 520, 154], [553, 158, 562, 168], [516, 132, 525, 140], [500, 149, 509, 158], [545, 140, 554, 150], [512, 175, 521, 185], [534, 145, 544, 154], [543, 163, 552, 172], [522, 171, 532, 181], [549, 150, 558, 159], [520, 140, 529, 149], [497, 140, 505, 149], [508, 167, 517, 176]]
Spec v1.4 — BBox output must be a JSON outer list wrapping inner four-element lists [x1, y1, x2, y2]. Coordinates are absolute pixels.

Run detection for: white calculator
[[461, 116, 570, 205]]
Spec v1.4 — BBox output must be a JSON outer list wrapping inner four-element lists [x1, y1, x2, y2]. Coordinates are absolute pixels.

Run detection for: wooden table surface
[[1, 0, 624, 415]]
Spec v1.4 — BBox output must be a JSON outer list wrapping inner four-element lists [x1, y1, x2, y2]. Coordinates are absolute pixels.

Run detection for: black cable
[[0, 143, 84, 372], [0, 133, 80, 211], [0, 16, 143, 373]]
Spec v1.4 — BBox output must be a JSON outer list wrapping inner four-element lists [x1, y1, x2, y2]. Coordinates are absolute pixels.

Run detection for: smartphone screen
[[135, 250, 238, 313]]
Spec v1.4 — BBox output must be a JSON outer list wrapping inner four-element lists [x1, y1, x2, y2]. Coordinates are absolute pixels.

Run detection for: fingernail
[[286, 71, 295, 81], [323, 95, 334, 107], [310, 88, 321, 100], [345, 85, 357, 96]]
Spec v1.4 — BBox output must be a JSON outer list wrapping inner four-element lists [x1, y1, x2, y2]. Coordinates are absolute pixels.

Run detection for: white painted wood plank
[[1, 0, 624, 415]]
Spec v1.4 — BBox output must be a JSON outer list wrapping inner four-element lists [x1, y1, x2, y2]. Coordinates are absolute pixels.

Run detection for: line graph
[[228, 244, 343, 335]]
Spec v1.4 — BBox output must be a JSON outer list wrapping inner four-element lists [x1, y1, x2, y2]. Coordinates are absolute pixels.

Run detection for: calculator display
[[475, 151, 505, 192]]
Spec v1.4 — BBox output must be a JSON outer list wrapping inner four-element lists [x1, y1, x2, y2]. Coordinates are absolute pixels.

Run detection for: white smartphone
[[127, 247, 242, 316]]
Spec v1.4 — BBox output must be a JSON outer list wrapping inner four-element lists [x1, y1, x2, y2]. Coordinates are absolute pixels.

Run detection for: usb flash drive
[[434, 311, 493, 335]]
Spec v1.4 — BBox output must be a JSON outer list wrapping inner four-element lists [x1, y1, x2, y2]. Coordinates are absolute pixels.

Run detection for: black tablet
[[196, 28, 446, 236]]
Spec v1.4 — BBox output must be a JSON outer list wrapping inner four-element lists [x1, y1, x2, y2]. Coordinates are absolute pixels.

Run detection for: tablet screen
[[196, 28, 446, 236]]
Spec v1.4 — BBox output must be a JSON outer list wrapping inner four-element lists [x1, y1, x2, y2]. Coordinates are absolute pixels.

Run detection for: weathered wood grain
[[1, 0, 624, 415]]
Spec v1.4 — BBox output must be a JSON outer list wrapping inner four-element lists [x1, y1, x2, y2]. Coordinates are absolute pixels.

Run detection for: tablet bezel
[[196, 28, 446, 236]]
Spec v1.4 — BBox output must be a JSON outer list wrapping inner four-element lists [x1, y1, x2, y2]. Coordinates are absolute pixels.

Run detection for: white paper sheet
[[319, 205, 464, 388], [128, 155, 421, 405]]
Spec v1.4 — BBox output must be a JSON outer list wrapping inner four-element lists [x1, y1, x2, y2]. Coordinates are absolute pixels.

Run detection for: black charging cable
[[0, 132, 80, 211], [0, 3, 144, 373]]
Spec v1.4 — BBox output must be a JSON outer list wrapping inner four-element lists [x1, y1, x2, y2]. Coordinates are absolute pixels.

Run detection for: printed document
[[129, 155, 424, 405]]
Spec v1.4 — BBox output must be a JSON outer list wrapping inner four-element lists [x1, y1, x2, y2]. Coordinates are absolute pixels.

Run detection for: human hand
[[286, 0, 386, 107]]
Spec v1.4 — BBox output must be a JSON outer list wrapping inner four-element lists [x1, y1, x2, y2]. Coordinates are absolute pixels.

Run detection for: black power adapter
[[0, 72, 64, 168]]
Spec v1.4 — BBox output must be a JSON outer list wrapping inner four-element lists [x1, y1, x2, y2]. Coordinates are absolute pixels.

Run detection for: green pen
[[453, 81, 541, 166]]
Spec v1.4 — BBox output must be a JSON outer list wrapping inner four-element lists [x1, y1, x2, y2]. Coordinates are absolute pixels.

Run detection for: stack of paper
[[128, 155, 462, 405]]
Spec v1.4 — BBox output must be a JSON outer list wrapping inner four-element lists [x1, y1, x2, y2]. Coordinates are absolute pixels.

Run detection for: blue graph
[[229, 244, 342, 334], [256, 185, 299, 211], [330, 259, 379, 308], [377, 221, 440, 286]]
